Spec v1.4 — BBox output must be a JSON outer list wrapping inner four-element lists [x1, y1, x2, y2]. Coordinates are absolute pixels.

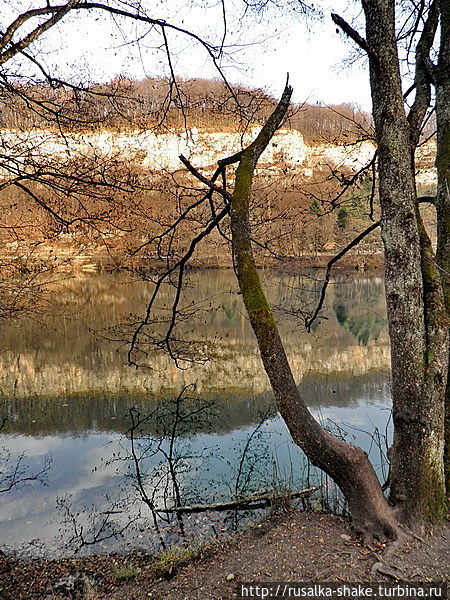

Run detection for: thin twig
[[305, 220, 381, 331]]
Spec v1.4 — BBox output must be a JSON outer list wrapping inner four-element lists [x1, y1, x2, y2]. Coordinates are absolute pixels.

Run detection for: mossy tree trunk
[[228, 83, 399, 541], [182, 0, 448, 538], [435, 0, 450, 493], [362, 0, 448, 527], [229, 0, 449, 531]]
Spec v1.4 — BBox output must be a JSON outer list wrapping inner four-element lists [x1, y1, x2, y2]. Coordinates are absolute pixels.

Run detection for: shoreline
[[0, 510, 447, 600], [2, 249, 386, 274]]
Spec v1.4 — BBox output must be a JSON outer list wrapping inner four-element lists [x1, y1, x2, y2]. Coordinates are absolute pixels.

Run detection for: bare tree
[[0, 1, 239, 317], [126, 0, 449, 538], [176, 83, 399, 541], [332, 0, 448, 530]]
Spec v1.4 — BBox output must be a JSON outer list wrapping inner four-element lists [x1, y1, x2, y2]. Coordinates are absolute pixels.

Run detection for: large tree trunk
[[228, 83, 399, 541], [435, 0, 450, 492], [362, 0, 448, 527]]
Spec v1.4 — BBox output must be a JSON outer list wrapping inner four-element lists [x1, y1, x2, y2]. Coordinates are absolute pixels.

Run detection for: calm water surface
[[0, 270, 391, 556]]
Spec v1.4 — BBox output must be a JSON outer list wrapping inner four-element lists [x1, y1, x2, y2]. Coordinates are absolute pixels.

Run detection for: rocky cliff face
[[0, 127, 436, 272], [0, 126, 437, 181]]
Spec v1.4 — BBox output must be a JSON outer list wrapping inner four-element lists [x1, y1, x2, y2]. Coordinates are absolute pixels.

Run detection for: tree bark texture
[[435, 0, 450, 492], [362, 0, 448, 526], [228, 83, 399, 540]]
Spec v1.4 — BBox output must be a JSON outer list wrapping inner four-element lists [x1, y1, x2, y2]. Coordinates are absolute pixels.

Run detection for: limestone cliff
[[0, 126, 436, 179]]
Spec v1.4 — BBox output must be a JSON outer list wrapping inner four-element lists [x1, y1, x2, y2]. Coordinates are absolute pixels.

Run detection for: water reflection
[[0, 372, 388, 437], [0, 393, 391, 556], [0, 271, 389, 397], [0, 270, 392, 556]]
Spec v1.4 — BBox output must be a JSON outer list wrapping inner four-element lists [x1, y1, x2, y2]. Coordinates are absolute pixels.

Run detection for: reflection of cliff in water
[[0, 271, 389, 397], [0, 372, 390, 437]]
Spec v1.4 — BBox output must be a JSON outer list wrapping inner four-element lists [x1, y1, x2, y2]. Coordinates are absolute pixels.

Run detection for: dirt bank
[[1, 511, 447, 600]]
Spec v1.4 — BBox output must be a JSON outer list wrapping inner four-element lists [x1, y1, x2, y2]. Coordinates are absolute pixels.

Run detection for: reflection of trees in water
[[56, 391, 293, 555], [272, 273, 324, 312], [0, 370, 392, 555], [332, 276, 385, 306], [3, 271, 387, 355], [0, 272, 393, 554], [0, 392, 275, 437], [0, 271, 390, 419], [0, 372, 390, 436], [298, 372, 390, 408], [54, 374, 386, 555], [332, 276, 386, 345], [334, 303, 385, 346], [221, 299, 240, 324]]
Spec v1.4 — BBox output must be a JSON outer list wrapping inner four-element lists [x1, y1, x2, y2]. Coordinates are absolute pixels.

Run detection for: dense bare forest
[[0, 76, 374, 142]]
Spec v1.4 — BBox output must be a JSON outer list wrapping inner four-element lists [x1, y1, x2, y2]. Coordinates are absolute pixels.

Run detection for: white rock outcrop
[[0, 127, 436, 182]]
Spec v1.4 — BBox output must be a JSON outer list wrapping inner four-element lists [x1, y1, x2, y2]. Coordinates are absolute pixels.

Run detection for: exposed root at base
[[370, 561, 406, 580]]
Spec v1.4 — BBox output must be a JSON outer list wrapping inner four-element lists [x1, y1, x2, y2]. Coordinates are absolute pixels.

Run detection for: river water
[[0, 269, 391, 556]]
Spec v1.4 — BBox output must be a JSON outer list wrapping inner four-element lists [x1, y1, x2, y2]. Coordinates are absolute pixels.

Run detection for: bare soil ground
[[0, 511, 448, 600]]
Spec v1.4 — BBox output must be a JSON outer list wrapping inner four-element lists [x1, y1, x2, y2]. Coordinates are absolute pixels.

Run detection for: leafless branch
[[304, 220, 381, 331], [0, 0, 79, 65], [407, 0, 439, 145], [331, 13, 378, 61], [0, 445, 52, 494], [127, 203, 230, 366]]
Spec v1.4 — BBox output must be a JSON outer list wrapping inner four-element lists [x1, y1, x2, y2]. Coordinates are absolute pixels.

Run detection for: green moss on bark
[[420, 443, 448, 522]]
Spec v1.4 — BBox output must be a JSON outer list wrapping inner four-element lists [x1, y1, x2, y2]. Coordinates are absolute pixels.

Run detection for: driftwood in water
[[154, 486, 320, 514]]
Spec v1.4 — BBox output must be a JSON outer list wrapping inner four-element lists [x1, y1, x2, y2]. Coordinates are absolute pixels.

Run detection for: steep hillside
[[0, 106, 437, 273]]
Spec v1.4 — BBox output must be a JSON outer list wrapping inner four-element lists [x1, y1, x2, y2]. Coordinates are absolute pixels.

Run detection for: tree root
[[370, 561, 406, 580]]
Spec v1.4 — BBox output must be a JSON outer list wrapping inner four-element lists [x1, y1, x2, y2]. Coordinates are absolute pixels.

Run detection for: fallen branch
[[154, 486, 320, 514]]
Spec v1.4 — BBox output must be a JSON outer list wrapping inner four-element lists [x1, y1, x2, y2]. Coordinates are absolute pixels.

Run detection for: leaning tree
[[127, 0, 450, 539]]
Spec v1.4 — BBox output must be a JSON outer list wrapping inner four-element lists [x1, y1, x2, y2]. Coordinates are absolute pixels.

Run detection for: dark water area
[[0, 270, 391, 556]]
